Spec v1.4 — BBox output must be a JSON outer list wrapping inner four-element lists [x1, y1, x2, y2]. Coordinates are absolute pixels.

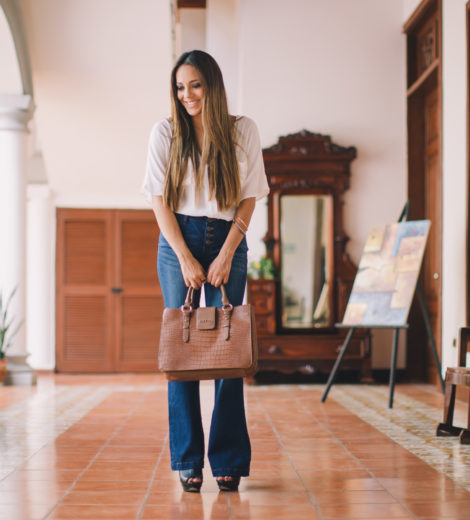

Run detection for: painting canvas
[[341, 220, 430, 327]]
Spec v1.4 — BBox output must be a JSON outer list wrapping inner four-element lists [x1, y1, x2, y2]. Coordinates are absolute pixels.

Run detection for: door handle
[[111, 287, 123, 293]]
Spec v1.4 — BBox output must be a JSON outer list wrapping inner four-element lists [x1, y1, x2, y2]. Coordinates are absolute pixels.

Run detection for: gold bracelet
[[232, 220, 246, 236], [234, 216, 248, 234], [235, 215, 248, 229]]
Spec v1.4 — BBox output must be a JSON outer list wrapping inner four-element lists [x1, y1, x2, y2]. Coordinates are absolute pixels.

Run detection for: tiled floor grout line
[[224, 488, 231, 520], [136, 431, 169, 520], [41, 388, 154, 520], [253, 387, 327, 520], [0, 385, 113, 481], [295, 389, 416, 520], [330, 385, 470, 492], [296, 388, 421, 520]]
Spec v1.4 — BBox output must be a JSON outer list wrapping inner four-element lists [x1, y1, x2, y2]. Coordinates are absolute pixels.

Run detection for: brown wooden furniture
[[436, 327, 470, 444], [404, 0, 442, 384], [56, 208, 163, 372], [247, 131, 371, 379]]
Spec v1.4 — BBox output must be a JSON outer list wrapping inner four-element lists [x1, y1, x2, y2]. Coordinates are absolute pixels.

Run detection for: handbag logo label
[[196, 307, 216, 330]]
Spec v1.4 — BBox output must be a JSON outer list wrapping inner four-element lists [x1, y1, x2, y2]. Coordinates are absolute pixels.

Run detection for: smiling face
[[175, 64, 205, 121]]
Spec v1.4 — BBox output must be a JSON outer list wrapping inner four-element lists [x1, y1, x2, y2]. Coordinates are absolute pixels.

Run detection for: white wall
[[206, 0, 239, 114], [19, 0, 173, 208], [179, 8, 206, 56], [441, 0, 468, 371], [239, 0, 407, 261], [403, 0, 421, 20], [234, 0, 408, 367]]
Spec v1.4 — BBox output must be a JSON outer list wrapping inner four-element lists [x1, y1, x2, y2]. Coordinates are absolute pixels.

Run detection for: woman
[[142, 50, 269, 493]]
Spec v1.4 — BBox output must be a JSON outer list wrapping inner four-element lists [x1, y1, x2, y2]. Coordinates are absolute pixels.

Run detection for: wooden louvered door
[[56, 209, 161, 372], [113, 211, 162, 371], [56, 209, 114, 371]]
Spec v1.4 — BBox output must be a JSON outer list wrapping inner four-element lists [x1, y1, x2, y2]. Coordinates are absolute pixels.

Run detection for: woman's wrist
[[232, 215, 248, 235], [176, 247, 195, 264], [232, 220, 245, 236], [218, 244, 236, 263]]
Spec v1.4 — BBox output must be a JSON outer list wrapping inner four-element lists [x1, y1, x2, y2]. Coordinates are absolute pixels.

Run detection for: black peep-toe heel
[[179, 469, 203, 493], [216, 476, 240, 492]]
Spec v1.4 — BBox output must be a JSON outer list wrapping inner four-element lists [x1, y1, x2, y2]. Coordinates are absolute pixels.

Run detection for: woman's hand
[[151, 197, 207, 290], [180, 255, 207, 290], [206, 252, 233, 287], [205, 199, 255, 287]]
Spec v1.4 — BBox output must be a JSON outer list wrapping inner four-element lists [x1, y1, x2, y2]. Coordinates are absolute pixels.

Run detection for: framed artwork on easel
[[322, 216, 444, 408], [342, 220, 430, 328]]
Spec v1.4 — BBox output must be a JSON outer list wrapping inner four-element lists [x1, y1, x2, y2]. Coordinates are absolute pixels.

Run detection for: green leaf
[[0, 286, 23, 354], [8, 319, 24, 341], [5, 286, 18, 311]]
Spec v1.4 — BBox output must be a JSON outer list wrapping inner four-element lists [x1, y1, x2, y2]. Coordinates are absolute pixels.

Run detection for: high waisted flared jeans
[[157, 213, 251, 477]]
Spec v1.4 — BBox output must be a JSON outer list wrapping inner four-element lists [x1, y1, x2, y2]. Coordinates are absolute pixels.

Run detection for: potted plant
[[248, 254, 277, 280], [0, 287, 23, 384]]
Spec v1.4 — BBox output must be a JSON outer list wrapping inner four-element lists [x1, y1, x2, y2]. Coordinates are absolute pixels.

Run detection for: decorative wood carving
[[263, 130, 357, 157], [406, 0, 439, 90], [417, 19, 438, 75]]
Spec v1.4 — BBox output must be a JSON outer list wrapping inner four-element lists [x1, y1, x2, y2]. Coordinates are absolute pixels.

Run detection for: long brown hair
[[163, 50, 240, 211]]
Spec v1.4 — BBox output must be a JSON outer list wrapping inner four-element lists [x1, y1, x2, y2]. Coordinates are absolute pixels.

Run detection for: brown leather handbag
[[158, 285, 258, 381]]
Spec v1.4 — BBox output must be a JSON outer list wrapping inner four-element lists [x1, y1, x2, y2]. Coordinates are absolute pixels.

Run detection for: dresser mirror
[[280, 193, 333, 329], [246, 130, 371, 379]]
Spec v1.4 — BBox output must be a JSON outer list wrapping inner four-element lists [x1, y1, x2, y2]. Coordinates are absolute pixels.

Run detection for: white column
[[0, 95, 36, 385], [27, 183, 54, 369]]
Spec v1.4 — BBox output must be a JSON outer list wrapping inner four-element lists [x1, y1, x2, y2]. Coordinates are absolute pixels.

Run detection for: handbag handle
[[180, 285, 233, 342], [181, 284, 232, 311]]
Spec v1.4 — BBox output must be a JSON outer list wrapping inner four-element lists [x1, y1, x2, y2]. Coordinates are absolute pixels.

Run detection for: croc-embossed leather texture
[[159, 285, 258, 381]]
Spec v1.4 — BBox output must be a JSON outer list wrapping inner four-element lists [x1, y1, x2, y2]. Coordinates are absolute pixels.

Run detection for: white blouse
[[142, 116, 269, 221]]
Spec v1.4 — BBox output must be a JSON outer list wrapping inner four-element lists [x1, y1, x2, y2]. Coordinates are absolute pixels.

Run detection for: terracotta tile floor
[[1, 373, 470, 519]]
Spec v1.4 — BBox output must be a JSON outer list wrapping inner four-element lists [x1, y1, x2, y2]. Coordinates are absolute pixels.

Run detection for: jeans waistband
[[174, 213, 231, 226]]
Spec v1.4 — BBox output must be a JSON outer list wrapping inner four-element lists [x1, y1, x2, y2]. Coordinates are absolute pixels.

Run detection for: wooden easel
[[321, 203, 444, 408]]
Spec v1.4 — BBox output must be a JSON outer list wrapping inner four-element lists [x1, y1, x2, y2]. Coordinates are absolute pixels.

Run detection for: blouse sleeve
[[141, 119, 172, 203], [238, 117, 270, 201]]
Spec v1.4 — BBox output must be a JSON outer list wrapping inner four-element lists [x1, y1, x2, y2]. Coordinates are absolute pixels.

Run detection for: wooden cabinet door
[[422, 87, 442, 383], [113, 210, 162, 372], [406, 1, 442, 384], [56, 209, 114, 372], [56, 209, 161, 372]]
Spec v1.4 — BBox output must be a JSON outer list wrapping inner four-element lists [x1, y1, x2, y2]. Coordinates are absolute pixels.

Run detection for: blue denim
[[157, 213, 251, 477]]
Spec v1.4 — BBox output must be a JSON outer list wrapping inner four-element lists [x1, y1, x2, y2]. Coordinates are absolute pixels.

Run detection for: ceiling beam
[[177, 1, 206, 8]]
